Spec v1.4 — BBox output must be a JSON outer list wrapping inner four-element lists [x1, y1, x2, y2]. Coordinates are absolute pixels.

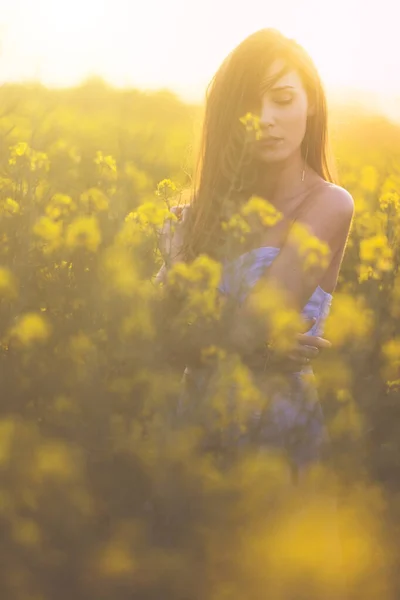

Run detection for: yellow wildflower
[[1, 198, 20, 216], [242, 195, 283, 228], [30, 150, 50, 172], [94, 151, 117, 172], [379, 192, 400, 212], [33, 216, 63, 253], [360, 165, 378, 194], [128, 201, 170, 229], [221, 213, 251, 244], [97, 540, 136, 577], [155, 178, 177, 199], [65, 216, 102, 252], [0, 267, 18, 298], [167, 255, 222, 322], [239, 112, 262, 139], [10, 312, 51, 346], [35, 442, 79, 481], [382, 338, 400, 383], [324, 293, 373, 346], [101, 247, 138, 296], [46, 193, 77, 220], [290, 222, 330, 271], [359, 235, 393, 277], [68, 332, 96, 365], [80, 188, 109, 212], [0, 177, 14, 193]]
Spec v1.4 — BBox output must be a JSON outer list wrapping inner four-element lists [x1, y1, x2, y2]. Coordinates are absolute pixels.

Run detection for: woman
[[157, 28, 354, 474]]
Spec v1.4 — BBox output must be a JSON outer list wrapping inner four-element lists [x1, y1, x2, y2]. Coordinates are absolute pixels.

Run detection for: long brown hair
[[182, 28, 337, 262]]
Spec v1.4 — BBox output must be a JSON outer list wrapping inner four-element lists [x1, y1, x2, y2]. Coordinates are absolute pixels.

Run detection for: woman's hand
[[283, 318, 331, 369]]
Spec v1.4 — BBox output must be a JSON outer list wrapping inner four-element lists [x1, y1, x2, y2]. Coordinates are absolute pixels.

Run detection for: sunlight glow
[[1, 0, 399, 103]]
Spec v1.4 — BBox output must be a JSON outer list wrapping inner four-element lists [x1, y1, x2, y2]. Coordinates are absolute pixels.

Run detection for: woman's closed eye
[[273, 95, 293, 105]]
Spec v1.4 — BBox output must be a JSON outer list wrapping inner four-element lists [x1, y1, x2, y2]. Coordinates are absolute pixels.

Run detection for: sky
[[0, 0, 399, 111]]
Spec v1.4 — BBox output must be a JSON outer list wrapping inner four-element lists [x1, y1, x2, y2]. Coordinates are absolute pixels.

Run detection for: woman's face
[[254, 59, 312, 164]]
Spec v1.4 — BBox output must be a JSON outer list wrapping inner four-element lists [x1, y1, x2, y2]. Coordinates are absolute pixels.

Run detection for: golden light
[[1, 0, 399, 106]]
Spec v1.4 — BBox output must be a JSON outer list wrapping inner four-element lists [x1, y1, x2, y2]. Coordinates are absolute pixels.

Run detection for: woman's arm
[[229, 185, 354, 354], [264, 185, 354, 310]]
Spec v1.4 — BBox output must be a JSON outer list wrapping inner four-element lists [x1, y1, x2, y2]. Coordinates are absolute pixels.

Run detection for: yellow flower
[[360, 165, 378, 194], [379, 192, 400, 212], [0, 177, 14, 193], [46, 193, 77, 219], [80, 188, 109, 212], [359, 235, 393, 278], [97, 540, 136, 577], [65, 216, 102, 252], [324, 293, 373, 346], [360, 235, 387, 262], [221, 213, 251, 244], [382, 338, 400, 383], [94, 151, 117, 172], [358, 263, 375, 283], [242, 195, 283, 228], [0, 267, 18, 298], [33, 216, 63, 253], [68, 332, 96, 365], [155, 178, 177, 198], [35, 180, 50, 203], [167, 255, 222, 322], [200, 345, 227, 364], [129, 201, 170, 229], [290, 222, 330, 271], [381, 174, 400, 195], [10, 313, 51, 346], [35, 442, 79, 481], [120, 304, 156, 339], [101, 247, 138, 296], [29, 150, 50, 172], [8, 142, 29, 166], [239, 112, 261, 139], [1, 198, 20, 216]]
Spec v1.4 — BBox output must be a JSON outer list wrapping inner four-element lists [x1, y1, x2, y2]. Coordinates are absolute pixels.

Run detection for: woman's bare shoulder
[[311, 181, 354, 219], [299, 180, 354, 253]]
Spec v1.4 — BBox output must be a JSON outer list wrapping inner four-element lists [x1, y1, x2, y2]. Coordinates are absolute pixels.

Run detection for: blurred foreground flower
[[290, 222, 330, 271], [66, 216, 102, 252], [33, 216, 63, 254], [80, 188, 109, 212], [359, 234, 393, 280], [167, 254, 222, 322], [239, 112, 262, 140], [94, 151, 117, 172], [1, 197, 20, 216], [324, 293, 373, 346], [242, 195, 283, 228], [155, 178, 177, 201], [9, 312, 51, 346], [46, 193, 77, 220], [0, 267, 18, 298], [101, 246, 138, 297]]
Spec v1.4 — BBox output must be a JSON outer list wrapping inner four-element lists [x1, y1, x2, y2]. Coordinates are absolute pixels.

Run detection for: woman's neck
[[255, 150, 313, 210]]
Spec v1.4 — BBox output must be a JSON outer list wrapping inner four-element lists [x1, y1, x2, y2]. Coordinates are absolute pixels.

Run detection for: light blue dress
[[180, 246, 333, 468]]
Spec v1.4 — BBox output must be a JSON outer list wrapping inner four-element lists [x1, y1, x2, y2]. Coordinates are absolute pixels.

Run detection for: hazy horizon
[[1, 74, 399, 125], [1, 0, 399, 120]]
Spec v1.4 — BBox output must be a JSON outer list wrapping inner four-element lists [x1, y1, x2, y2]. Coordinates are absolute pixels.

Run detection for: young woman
[[157, 28, 354, 473]]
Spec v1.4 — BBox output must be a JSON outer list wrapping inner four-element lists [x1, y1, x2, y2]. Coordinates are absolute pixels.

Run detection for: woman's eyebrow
[[270, 85, 295, 91]]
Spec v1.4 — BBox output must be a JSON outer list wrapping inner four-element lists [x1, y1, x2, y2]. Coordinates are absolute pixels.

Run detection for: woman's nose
[[260, 103, 276, 130]]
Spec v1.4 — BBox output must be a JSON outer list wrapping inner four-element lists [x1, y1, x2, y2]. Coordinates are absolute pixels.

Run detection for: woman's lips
[[258, 137, 283, 147]]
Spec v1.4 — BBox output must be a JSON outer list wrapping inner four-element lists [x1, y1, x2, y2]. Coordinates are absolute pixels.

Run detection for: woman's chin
[[258, 151, 285, 164]]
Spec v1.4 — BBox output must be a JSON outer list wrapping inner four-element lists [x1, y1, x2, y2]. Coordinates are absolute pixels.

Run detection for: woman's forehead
[[261, 59, 303, 90]]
